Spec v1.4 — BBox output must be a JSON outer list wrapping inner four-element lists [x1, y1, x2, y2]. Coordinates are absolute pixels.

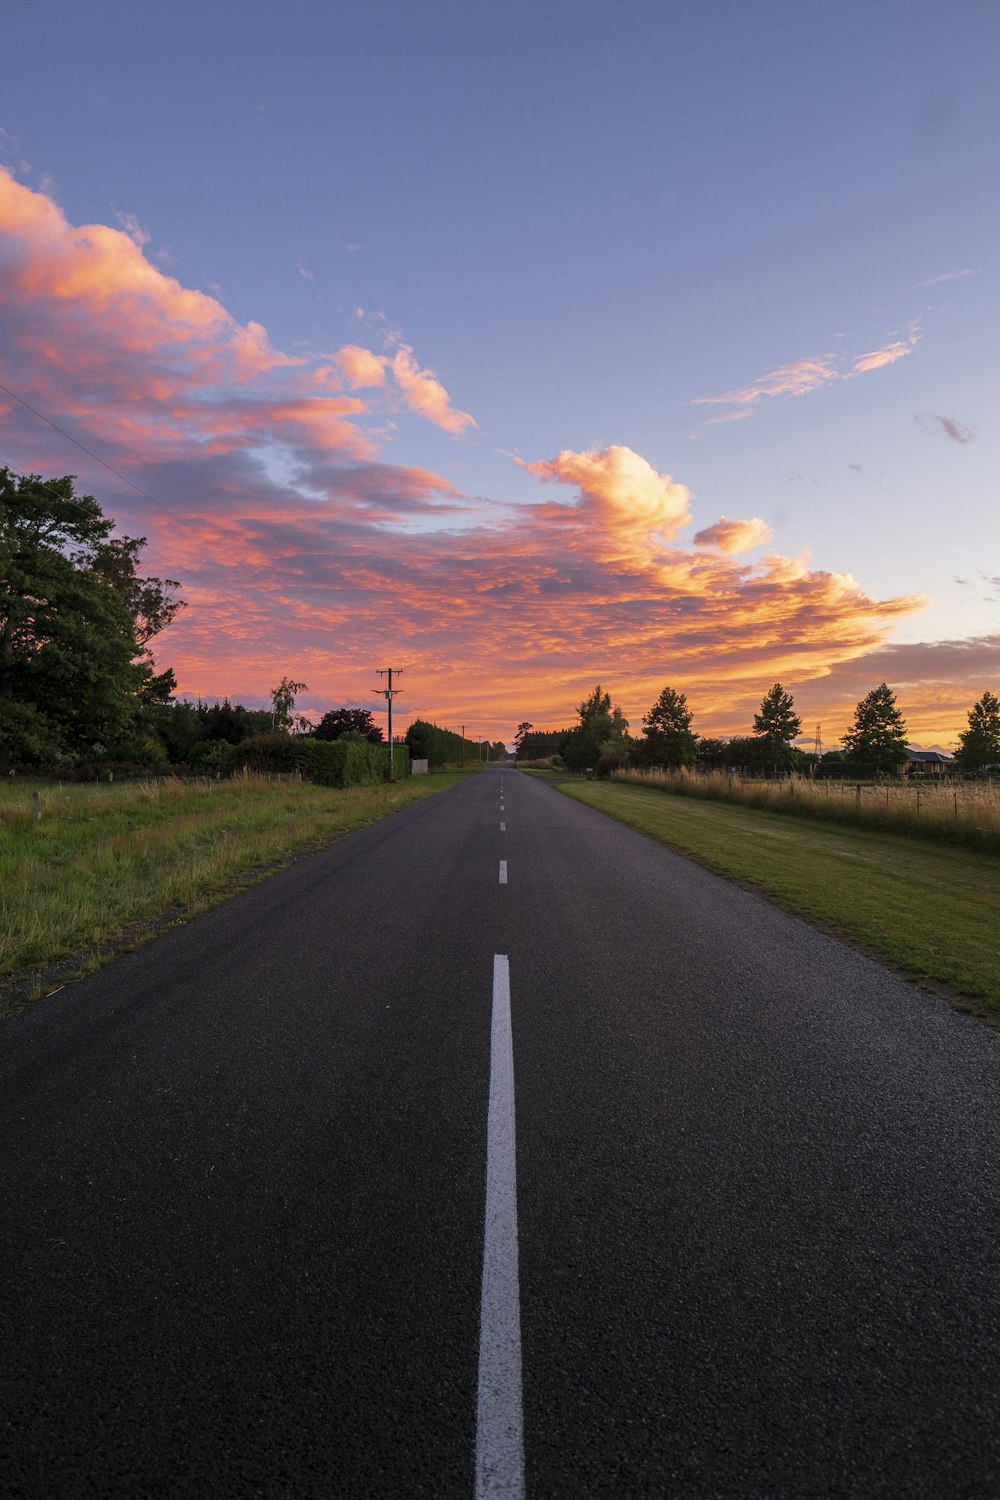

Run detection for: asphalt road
[[4, 765, 1000, 1498]]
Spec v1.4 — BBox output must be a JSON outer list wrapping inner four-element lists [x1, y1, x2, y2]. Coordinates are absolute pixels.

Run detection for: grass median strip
[[1, 771, 467, 1010], [545, 775, 1000, 1018]]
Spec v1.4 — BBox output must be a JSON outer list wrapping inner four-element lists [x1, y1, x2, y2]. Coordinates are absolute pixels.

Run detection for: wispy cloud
[[919, 268, 975, 288], [692, 356, 838, 415], [852, 323, 920, 373], [114, 210, 150, 247], [693, 322, 921, 423], [914, 412, 976, 444]]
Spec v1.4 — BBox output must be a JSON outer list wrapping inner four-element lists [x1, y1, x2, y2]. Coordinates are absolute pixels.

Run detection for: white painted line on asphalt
[[498, 860, 508, 884], [500, 822, 506, 832], [476, 955, 524, 1500]]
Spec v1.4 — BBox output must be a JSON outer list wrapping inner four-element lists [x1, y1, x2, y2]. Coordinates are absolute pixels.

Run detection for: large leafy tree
[[641, 685, 696, 767], [314, 707, 384, 743], [752, 683, 801, 771], [561, 684, 629, 772], [842, 683, 908, 771], [955, 691, 1000, 771], [0, 469, 182, 764]]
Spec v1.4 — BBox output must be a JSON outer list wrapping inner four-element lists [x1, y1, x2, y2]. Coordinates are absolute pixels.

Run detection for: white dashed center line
[[476, 955, 524, 1499], [498, 860, 507, 885]]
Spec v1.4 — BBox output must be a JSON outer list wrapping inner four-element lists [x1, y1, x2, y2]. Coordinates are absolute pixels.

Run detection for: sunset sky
[[2, 1, 997, 747]]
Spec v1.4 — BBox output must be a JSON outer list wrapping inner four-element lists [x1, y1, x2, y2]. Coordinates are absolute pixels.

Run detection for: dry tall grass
[[612, 767, 1000, 856]]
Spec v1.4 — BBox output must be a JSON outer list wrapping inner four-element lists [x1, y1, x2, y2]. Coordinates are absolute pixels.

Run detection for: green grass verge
[[545, 774, 1000, 1017], [1, 771, 465, 1003]]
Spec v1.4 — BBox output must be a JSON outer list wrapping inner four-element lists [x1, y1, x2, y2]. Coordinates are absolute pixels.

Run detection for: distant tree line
[[515, 680, 1000, 777], [405, 720, 505, 767]]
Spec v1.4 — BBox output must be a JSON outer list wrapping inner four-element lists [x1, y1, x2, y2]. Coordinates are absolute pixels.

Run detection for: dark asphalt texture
[[3, 765, 1000, 1498]]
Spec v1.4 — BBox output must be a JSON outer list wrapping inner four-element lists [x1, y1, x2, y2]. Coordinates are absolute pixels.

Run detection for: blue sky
[[1, 0, 997, 741]]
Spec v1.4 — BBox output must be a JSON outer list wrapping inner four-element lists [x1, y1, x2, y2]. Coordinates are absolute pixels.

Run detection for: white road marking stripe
[[476, 956, 524, 1500], [498, 860, 507, 884], [500, 822, 506, 832]]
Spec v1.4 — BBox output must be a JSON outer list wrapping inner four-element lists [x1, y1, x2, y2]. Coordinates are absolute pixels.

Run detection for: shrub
[[230, 733, 300, 773]]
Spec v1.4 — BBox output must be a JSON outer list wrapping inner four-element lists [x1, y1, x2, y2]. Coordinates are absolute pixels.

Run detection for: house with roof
[[905, 747, 955, 776]]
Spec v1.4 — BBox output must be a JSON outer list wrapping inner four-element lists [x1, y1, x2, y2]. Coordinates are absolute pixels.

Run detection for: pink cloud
[[851, 334, 919, 374], [692, 357, 838, 409], [0, 168, 944, 740], [693, 320, 922, 421], [389, 346, 477, 435], [335, 344, 388, 389]]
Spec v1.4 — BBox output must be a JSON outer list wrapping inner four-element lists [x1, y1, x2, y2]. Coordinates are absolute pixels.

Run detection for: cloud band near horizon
[[3, 166, 973, 743]]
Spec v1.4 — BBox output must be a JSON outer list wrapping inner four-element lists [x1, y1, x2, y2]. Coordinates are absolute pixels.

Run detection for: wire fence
[[611, 766, 1000, 856]]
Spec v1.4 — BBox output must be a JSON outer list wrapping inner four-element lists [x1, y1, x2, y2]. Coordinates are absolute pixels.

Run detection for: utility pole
[[374, 667, 403, 781]]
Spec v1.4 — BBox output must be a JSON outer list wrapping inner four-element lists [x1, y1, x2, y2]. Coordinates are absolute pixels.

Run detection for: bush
[[230, 733, 300, 773], [295, 738, 408, 787], [187, 739, 237, 772]]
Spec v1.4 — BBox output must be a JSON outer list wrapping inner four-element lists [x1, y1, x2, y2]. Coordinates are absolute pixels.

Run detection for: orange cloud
[[520, 445, 691, 553], [693, 516, 772, 553], [0, 168, 952, 743]]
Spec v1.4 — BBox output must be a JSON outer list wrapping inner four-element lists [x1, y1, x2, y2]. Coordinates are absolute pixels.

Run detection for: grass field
[[543, 774, 1000, 1018], [1, 770, 468, 1007], [613, 765, 1000, 856]]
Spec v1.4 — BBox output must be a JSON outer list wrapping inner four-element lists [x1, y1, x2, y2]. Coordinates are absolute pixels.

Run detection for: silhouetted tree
[[842, 683, 908, 772], [641, 686, 696, 767], [954, 691, 1000, 771], [752, 683, 801, 772], [314, 707, 384, 743]]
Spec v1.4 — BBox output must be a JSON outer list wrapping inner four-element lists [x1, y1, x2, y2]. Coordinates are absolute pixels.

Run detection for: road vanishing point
[[4, 766, 1000, 1498]]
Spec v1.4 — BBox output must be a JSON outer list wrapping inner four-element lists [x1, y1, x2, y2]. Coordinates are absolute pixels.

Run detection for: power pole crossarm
[[374, 667, 404, 781]]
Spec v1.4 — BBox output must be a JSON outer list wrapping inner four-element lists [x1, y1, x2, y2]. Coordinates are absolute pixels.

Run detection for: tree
[[561, 684, 629, 772], [841, 683, 908, 772], [695, 736, 730, 770], [641, 685, 697, 767], [514, 721, 533, 753], [516, 727, 571, 760], [955, 691, 1000, 771], [270, 676, 307, 732], [752, 683, 801, 772], [314, 707, 384, 743], [0, 468, 182, 765]]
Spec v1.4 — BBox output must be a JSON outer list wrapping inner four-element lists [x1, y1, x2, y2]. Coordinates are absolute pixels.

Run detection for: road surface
[[3, 765, 1000, 1497]]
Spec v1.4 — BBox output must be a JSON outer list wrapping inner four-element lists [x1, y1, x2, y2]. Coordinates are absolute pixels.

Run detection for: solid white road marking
[[498, 860, 507, 884], [476, 956, 524, 1500], [500, 822, 506, 832]]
